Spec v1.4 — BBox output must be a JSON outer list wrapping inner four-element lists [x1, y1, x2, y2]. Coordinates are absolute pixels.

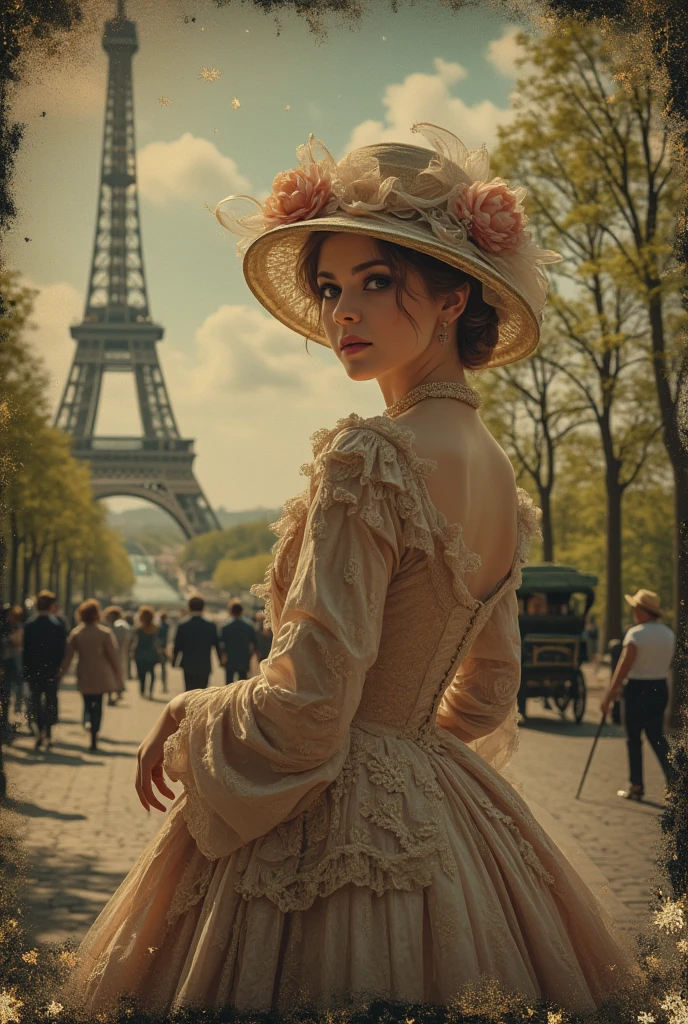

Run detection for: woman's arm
[[151, 426, 402, 858]]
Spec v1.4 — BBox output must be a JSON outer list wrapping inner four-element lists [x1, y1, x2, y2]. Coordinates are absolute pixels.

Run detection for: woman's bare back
[[395, 399, 519, 602]]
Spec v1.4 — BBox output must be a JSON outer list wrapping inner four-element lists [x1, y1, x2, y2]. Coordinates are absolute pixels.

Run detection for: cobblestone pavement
[[0, 663, 669, 948], [509, 665, 669, 940]]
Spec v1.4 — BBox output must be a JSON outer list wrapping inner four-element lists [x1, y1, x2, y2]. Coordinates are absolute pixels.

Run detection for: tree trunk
[[9, 512, 19, 604], [21, 548, 33, 605], [670, 465, 688, 723], [605, 475, 624, 649], [65, 559, 74, 626], [538, 483, 554, 561]]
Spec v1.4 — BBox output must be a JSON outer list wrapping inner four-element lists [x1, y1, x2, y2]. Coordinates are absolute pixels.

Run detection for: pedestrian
[[219, 600, 257, 684], [0, 605, 24, 742], [103, 605, 131, 705], [157, 612, 170, 694], [124, 613, 135, 679], [59, 599, 121, 752], [253, 609, 273, 662], [172, 595, 220, 691], [601, 588, 676, 801], [584, 614, 600, 669], [22, 590, 67, 752], [132, 606, 162, 700]]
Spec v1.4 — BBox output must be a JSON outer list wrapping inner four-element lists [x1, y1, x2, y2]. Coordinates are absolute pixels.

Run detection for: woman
[[60, 599, 121, 752], [62, 125, 636, 1015], [132, 606, 161, 700]]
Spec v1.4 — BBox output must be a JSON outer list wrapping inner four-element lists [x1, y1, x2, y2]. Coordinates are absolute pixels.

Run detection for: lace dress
[[61, 414, 636, 1015]]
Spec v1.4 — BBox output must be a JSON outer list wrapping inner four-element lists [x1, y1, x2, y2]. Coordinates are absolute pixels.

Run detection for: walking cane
[[575, 711, 608, 800]]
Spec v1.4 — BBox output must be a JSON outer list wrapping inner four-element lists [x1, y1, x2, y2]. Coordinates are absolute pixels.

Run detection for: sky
[[7, 0, 535, 516]]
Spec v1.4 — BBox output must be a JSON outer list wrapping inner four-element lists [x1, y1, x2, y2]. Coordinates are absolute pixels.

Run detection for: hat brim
[[625, 594, 662, 615], [242, 214, 541, 369]]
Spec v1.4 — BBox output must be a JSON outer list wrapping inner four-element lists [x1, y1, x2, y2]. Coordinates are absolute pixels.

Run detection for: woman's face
[[316, 234, 467, 383]]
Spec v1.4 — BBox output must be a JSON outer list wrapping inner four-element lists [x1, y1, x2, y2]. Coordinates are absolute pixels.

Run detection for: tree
[[494, 21, 681, 644], [482, 334, 591, 561], [0, 273, 134, 611]]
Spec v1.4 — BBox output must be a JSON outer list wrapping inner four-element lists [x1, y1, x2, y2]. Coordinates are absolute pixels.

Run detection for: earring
[[438, 320, 449, 345]]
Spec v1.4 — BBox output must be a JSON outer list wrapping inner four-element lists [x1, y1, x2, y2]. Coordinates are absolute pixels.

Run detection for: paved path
[[509, 665, 669, 938], [0, 663, 669, 947]]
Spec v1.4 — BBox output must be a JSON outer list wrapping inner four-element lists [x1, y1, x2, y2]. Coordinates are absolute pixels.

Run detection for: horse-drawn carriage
[[516, 564, 598, 724]]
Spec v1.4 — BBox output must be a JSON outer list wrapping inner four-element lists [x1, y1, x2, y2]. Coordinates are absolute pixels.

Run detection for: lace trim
[[251, 414, 541, 632], [235, 841, 445, 913]]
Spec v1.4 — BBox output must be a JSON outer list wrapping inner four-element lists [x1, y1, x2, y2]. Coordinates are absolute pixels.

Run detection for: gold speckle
[[21, 949, 38, 964], [199, 67, 221, 82], [230, 97, 241, 110], [381, 35, 387, 40], [284, 104, 291, 111], [157, 96, 171, 107]]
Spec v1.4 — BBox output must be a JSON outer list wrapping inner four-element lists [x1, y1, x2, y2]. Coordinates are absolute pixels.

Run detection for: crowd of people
[[0, 591, 273, 753]]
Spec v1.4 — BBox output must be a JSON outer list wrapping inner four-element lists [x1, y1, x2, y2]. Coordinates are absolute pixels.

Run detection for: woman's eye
[[319, 283, 340, 300], [364, 275, 392, 291]]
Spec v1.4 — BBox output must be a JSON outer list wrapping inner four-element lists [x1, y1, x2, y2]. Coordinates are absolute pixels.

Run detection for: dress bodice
[[254, 413, 539, 745]]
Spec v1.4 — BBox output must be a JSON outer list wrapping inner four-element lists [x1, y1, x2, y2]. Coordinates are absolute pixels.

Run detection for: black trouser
[[83, 693, 104, 735], [136, 658, 158, 698], [225, 663, 250, 685], [27, 676, 59, 737], [622, 678, 673, 789], [183, 672, 209, 691]]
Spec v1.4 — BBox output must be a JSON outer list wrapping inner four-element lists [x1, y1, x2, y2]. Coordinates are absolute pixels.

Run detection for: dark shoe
[[90, 736, 98, 751], [617, 785, 644, 801]]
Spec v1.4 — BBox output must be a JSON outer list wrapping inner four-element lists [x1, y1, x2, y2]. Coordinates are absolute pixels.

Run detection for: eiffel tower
[[55, 0, 220, 539]]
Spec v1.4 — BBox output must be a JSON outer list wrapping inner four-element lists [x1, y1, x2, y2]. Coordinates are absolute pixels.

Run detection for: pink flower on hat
[[263, 162, 337, 229], [454, 178, 530, 254]]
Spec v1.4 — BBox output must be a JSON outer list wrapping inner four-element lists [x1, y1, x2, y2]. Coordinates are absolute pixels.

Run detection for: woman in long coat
[[60, 599, 122, 752]]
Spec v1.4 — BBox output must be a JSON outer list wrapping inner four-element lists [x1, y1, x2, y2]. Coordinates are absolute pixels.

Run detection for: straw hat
[[215, 124, 562, 369], [625, 589, 663, 616]]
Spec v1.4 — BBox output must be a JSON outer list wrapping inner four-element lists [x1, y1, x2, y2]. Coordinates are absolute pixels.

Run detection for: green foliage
[[182, 521, 276, 578], [213, 552, 273, 594], [0, 272, 134, 601]]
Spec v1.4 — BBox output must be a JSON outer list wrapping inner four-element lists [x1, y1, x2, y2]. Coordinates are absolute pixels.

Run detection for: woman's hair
[[138, 606, 156, 632], [296, 233, 500, 370], [78, 599, 101, 624]]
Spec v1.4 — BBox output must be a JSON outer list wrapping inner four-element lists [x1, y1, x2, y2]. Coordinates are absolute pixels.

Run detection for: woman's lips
[[340, 337, 372, 355]]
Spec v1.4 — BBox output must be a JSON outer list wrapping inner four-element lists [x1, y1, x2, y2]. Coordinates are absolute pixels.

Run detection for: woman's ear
[[442, 282, 470, 325]]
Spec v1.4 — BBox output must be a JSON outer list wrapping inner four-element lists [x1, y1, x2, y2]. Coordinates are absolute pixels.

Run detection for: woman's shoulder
[[307, 411, 435, 485]]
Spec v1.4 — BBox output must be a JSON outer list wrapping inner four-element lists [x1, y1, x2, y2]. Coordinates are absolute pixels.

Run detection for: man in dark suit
[[172, 595, 221, 691], [220, 600, 257, 685], [23, 590, 67, 751]]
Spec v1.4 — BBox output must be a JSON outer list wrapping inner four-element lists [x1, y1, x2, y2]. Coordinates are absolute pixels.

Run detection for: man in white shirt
[[601, 589, 675, 800]]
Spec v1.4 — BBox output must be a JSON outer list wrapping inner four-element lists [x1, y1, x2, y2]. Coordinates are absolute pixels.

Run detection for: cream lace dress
[[62, 414, 635, 1015]]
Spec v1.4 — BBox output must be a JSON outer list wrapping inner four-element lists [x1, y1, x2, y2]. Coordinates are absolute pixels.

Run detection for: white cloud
[[341, 57, 514, 156], [485, 26, 534, 80], [23, 279, 84, 413], [137, 133, 251, 207], [161, 303, 382, 508]]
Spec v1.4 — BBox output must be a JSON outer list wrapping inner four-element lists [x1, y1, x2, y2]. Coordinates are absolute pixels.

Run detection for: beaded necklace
[[383, 381, 482, 419]]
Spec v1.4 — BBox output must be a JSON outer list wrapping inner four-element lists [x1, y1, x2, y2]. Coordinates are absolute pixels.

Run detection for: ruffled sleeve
[[163, 426, 403, 861], [436, 587, 522, 772], [436, 488, 542, 773]]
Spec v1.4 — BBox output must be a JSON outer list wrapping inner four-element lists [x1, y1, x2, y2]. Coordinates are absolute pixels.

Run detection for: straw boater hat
[[625, 589, 663, 617], [214, 124, 562, 369]]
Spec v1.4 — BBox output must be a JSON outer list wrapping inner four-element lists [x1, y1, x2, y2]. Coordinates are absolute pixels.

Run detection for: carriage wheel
[[572, 671, 587, 724]]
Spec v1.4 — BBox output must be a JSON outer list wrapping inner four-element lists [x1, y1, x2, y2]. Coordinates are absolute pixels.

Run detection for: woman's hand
[[135, 692, 189, 813]]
